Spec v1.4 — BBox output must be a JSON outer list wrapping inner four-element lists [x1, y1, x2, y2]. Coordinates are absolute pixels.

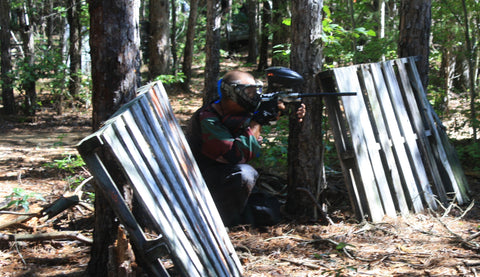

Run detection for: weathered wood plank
[[395, 59, 447, 204], [382, 61, 437, 210], [104, 120, 210, 276], [319, 71, 365, 220], [130, 99, 237, 275], [333, 66, 387, 222], [403, 57, 470, 204], [121, 107, 228, 276], [143, 87, 242, 274], [360, 64, 410, 215], [77, 82, 244, 277], [369, 63, 424, 213]]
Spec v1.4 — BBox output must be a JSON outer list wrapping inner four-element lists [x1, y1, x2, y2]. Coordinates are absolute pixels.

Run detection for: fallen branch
[[434, 214, 480, 251], [0, 231, 92, 244], [296, 187, 334, 225], [280, 258, 322, 270]]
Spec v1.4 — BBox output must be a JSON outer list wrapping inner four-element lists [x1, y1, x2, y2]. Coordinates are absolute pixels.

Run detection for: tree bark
[[258, 1, 271, 71], [246, 0, 258, 64], [1, 0, 16, 115], [398, 0, 431, 91], [204, 0, 222, 104], [67, 0, 82, 101], [18, 0, 37, 116], [287, 0, 324, 218], [170, 0, 177, 72], [460, 0, 477, 140], [182, 0, 199, 89], [88, 0, 141, 276], [148, 0, 171, 79], [271, 1, 290, 67]]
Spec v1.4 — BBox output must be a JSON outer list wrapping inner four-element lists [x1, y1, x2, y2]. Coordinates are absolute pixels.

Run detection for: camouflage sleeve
[[199, 111, 261, 164]]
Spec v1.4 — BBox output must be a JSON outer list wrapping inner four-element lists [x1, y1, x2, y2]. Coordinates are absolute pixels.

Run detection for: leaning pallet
[[77, 82, 243, 277], [318, 57, 470, 222]]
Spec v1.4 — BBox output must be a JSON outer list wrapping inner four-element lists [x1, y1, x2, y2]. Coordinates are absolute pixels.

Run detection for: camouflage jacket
[[186, 101, 261, 168]]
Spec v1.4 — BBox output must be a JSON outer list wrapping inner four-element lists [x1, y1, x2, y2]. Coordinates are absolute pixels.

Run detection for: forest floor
[[1, 61, 480, 277]]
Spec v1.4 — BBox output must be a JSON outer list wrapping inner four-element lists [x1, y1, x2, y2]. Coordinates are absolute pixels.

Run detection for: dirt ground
[[1, 88, 480, 277]]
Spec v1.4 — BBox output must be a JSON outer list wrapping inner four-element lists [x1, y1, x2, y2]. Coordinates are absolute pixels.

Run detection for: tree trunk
[[460, 0, 477, 141], [18, 1, 37, 116], [246, 0, 258, 64], [170, 0, 177, 73], [148, 0, 171, 79], [88, 0, 141, 275], [68, 0, 82, 100], [271, 1, 290, 67], [1, 0, 16, 115], [287, 0, 324, 218], [398, 0, 431, 92], [258, 1, 271, 71], [204, 0, 222, 104], [182, 0, 199, 90]]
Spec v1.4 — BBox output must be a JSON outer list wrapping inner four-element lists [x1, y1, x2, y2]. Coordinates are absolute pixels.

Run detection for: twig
[[280, 258, 322, 269], [0, 211, 39, 216], [434, 215, 480, 250], [0, 214, 37, 230], [0, 231, 92, 244], [296, 187, 334, 225]]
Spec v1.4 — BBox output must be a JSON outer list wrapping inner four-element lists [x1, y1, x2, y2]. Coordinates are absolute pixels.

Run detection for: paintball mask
[[220, 80, 263, 113]]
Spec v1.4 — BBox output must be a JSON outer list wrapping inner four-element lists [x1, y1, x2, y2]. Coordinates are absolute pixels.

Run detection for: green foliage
[[154, 72, 186, 85], [272, 44, 291, 65], [3, 188, 45, 212], [454, 141, 480, 172], [322, 5, 379, 67], [44, 154, 86, 174], [251, 117, 290, 173]]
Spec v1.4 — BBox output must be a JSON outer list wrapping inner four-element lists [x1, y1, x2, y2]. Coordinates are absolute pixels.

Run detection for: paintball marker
[[252, 67, 356, 125], [262, 67, 356, 103]]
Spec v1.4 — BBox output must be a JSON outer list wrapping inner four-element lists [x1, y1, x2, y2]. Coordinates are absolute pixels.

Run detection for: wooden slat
[[395, 59, 447, 204], [77, 82, 243, 277], [80, 152, 170, 277], [333, 66, 390, 222], [121, 107, 227, 276], [143, 87, 242, 275], [318, 57, 470, 222], [103, 120, 209, 276], [359, 64, 410, 215], [382, 61, 437, 210], [403, 57, 470, 204], [369, 63, 424, 213], [127, 101, 233, 276]]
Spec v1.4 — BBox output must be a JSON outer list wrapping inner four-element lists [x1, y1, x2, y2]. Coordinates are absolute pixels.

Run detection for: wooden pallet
[[318, 57, 470, 222], [77, 82, 243, 276]]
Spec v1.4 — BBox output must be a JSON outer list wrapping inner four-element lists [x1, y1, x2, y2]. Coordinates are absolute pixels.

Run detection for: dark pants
[[202, 164, 258, 226]]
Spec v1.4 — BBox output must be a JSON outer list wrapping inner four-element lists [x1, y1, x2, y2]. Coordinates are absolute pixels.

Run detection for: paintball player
[[185, 70, 306, 226]]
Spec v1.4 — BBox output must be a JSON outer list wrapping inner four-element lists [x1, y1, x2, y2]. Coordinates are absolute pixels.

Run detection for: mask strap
[[215, 79, 223, 103]]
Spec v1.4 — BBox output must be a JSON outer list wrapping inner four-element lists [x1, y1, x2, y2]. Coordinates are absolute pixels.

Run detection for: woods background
[[1, 0, 480, 275]]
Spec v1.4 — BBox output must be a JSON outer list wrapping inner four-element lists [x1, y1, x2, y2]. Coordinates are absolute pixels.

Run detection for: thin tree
[[460, 0, 478, 141], [204, 0, 222, 103], [170, 0, 178, 73], [17, 0, 37, 116], [88, 0, 141, 275], [246, 0, 258, 64], [182, 0, 199, 89], [1, 0, 16, 115], [148, 0, 171, 79], [271, 1, 290, 67], [287, 0, 324, 218], [67, 0, 82, 101], [258, 0, 271, 71], [398, 0, 432, 92]]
